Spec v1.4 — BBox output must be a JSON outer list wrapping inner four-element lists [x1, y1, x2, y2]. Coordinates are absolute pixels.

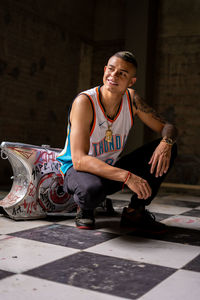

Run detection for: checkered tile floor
[[0, 191, 200, 300]]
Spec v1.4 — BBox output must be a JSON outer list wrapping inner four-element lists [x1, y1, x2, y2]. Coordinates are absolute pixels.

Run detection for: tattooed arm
[[131, 91, 178, 141], [129, 90, 178, 177]]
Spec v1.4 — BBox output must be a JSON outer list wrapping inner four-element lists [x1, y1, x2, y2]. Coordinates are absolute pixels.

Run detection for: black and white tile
[[0, 191, 200, 299]]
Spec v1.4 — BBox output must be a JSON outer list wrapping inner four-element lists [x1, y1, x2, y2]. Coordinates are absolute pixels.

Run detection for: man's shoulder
[[72, 87, 97, 113], [79, 86, 99, 97], [127, 88, 135, 97]]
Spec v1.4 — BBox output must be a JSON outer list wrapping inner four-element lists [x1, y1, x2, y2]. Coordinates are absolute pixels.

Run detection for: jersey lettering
[[92, 135, 123, 157]]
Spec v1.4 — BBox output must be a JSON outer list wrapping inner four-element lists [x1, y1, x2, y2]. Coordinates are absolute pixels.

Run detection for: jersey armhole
[[126, 89, 134, 127], [80, 93, 96, 136]]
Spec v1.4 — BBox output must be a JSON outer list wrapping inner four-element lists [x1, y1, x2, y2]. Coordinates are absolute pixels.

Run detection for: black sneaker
[[120, 207, 167, 235], [75, 208, 95, 230]]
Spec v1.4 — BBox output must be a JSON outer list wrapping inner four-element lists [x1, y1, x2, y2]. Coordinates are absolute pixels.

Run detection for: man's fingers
[[136, 189, 144, 199], [146, 182, 152, 196], [149, 143, 172, 176], [164, 159, 170, 174], [156, 158, 163, 177], [127, 175, 152, 200], [137, 180, 152, 199], [157, 157, 170, 177], [150, 156, 158, 174], [143, 182, 152, 199], [160, 159, 168, 176], [148, 153, 154, 164]]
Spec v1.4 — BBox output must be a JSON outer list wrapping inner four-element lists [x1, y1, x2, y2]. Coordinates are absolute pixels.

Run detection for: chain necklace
[[104, 105, 122, 142], [100, 88, 121, 143]]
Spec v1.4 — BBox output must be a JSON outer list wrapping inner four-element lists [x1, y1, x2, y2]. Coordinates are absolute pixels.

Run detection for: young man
[[57, 51, 177, 233]]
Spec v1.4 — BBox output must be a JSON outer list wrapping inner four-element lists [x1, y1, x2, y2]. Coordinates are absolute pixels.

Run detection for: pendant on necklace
[[105, 128, 113, 142]]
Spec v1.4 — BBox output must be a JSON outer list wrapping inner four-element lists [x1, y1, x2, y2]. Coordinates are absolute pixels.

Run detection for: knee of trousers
[[75, 182, 105, 209]]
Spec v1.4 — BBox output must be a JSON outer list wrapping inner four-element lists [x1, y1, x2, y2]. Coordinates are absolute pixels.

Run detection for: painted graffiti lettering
[[28, 182, 36, 197], [51, 162, 60, 171], [22, 199, 38, 214], [0, 192, 20, 207], [34, 151, 57, 165], [8, 147, 34, 160], [1, 144, 69, 219], [7, 193, 20, 204], [40, 191, 56, 211], [32, 162, 61, 181], [32, 166, 41, 180], [15, 185, 23, 193], [12, 205, 22, 216]]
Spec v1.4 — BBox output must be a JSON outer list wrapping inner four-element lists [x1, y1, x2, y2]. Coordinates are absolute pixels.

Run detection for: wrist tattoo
[[162, 124, 178, 141]]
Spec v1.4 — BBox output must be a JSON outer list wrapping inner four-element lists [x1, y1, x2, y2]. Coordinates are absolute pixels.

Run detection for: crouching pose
[[57, 51, 177, 234]]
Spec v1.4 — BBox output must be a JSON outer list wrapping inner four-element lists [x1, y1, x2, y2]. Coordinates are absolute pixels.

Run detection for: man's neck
[[100, 86, 122, 118]]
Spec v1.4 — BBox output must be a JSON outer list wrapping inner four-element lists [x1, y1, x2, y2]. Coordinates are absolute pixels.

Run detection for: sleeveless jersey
[[57, 86, 134, 175]]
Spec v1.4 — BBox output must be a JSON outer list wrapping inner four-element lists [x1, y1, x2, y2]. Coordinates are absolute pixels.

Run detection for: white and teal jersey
[[57, 86, 134, 175], [57, 124, 73, 175]]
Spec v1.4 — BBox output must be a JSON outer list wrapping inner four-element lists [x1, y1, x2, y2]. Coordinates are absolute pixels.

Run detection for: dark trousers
[[63, 139, 177, 210]]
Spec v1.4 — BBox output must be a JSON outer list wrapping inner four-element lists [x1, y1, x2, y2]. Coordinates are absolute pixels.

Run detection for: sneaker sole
[[76, 224, 95, 230]]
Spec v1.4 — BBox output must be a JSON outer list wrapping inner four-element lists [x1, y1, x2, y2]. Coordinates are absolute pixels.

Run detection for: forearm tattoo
[[162, 123, 178, 140], [134, 93, 167, 124], [134, 93, 178, 140]]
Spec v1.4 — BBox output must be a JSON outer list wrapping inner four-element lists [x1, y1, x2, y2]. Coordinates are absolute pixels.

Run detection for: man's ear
[[128, 77, 137, 87], [104, 65, 107, 72]]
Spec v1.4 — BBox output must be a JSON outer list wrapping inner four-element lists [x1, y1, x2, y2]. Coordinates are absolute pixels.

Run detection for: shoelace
[[143, 209, 156, 221]]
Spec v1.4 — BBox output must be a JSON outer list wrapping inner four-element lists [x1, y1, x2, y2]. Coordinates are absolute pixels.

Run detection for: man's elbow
[[72, 154, 87, 171], [73, 158, 81, 171]]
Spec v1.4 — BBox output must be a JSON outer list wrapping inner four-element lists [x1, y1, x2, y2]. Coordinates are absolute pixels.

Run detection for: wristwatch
[[162, 136, 175, 145]]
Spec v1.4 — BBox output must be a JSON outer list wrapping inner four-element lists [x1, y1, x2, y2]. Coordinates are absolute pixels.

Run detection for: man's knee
[[75, 178, 105, 209]]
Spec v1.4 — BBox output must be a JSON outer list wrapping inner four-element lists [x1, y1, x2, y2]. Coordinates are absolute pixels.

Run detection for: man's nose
[[111, 69, 119, 77]]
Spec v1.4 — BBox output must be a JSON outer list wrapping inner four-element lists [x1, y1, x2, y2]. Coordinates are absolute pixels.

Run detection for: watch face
[[166, 138, 173, 144], [162, 137, 174, 145]]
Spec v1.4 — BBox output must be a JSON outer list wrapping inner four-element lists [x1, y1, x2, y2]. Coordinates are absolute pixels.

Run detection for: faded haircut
[[113, 51, 138, 69]]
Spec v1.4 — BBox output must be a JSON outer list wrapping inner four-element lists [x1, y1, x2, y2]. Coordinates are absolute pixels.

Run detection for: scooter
[[0, 142, 77, 220]]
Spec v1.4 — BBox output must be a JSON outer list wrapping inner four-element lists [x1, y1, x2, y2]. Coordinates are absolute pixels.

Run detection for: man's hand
[[126, 173, 152, 199], [149, 141, 172, 177]]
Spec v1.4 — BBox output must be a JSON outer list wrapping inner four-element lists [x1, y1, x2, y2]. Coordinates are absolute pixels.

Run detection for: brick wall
[[153, 0, 200, 184], [1, 0, 199, 188], [0, 0, 126, 188], [0, 0, 95, 187]]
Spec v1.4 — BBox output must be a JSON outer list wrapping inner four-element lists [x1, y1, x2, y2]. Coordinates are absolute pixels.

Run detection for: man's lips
[[107, 78, 118, 85]]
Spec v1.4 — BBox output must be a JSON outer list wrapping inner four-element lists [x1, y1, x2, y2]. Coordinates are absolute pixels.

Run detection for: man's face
[[103, 56, 137, 94]]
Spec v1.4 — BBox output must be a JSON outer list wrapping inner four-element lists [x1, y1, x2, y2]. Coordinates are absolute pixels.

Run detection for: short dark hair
[[113, 51, 138, 69]]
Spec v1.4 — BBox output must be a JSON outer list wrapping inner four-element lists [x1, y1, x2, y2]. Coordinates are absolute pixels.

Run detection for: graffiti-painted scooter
[[0, 142, 77, 220]]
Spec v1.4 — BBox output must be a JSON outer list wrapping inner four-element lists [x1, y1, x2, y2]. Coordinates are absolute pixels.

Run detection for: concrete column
[[77, 42, 93, 93], [124, 0, 155, 153]]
